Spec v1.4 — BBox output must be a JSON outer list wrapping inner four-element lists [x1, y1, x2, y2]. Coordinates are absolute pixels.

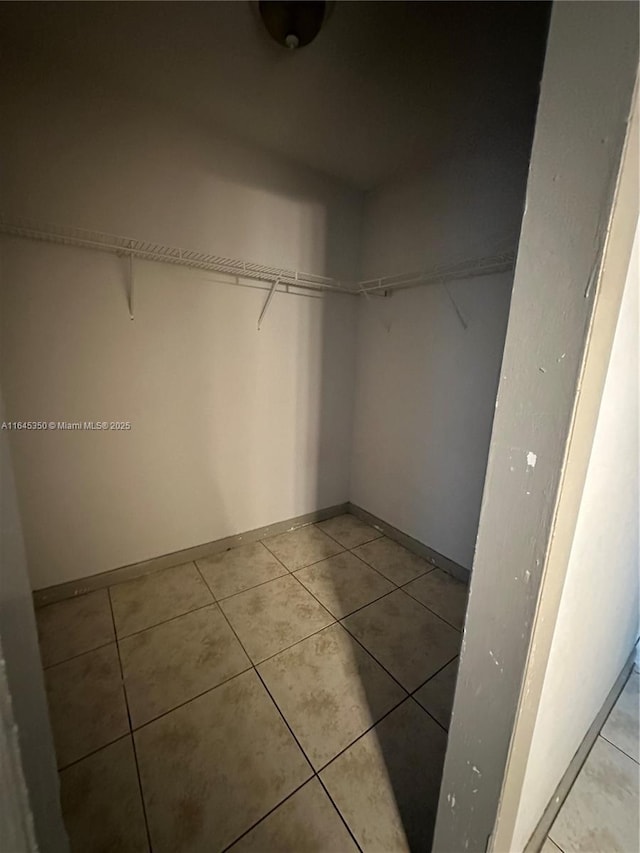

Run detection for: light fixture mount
[[258, 1, 328, 50]]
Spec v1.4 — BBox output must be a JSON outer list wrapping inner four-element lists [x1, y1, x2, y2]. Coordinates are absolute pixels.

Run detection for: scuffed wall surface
[[510, 219, 639, 851]]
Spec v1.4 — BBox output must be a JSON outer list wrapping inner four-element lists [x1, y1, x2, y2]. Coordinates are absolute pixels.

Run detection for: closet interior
[[0, 2, 551, 851]]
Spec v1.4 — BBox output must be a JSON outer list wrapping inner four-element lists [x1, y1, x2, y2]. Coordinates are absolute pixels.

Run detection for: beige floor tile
[[196, 541, 287, 600], [263, 525, 343, 571], [550, 736, 639, 853], [135, 669, 312, 853], [343, 590, 461, 692], [316, 514, 382, 550], [258, 623, 405, 770], [321, 698, 447, 852], [540, 839, 563, 853], [229, 778, 358, 853], [352, 537, 430, 585], [45, 644, 129, 768], [110, 563, 213, 638], [60, 736, 149, 853], [601, 671, 639, 762], [219, 574, 334, 663], [404, 568, 468, 630], [120, 605, 250, 727], [413, 658, 459, 729], [295, 551, 394, 619], [36, 589, 115, 668]]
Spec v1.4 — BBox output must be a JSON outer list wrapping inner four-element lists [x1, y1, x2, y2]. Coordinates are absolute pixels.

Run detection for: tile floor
[[543, 656, 639, 853], [36, 513, 468, 853]]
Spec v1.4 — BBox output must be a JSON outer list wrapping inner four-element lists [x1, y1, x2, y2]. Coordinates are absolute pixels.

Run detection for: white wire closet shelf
[[0, 217, 517, 299], [0, 217, 354, 296], [358, 249, 516, 294]]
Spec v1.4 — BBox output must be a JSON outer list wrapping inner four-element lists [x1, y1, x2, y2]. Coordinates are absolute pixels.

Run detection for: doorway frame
[[432, 3, 639, 851]]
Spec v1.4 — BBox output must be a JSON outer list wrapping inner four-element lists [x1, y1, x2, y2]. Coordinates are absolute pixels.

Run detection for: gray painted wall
[[509, 216, 639, 851], [351, 149, 533, 570], [433, 2, 639, 851]]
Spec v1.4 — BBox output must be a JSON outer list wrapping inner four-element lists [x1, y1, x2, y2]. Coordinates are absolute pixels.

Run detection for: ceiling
[[0, 1, 550, 190]]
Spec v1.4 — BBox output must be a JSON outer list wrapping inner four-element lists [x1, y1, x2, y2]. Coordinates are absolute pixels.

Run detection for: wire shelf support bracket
[[257, 277, 280, 330]]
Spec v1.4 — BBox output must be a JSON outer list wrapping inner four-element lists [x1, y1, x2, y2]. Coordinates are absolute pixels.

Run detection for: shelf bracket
[[257, 277, 279, 330], [127, 246, 135, 320], [441, 282, 468, 330]]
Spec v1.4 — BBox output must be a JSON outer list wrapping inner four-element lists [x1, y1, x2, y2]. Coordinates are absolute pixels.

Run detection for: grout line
[[193, 560, 364, 852], [219, 778, 320, 852], [307, 524, 351, 549], [42, 638, 117, 670], [290, 577, 412, 701], [314, 693, 410, 774], [134, 662, 250, 740], [252, 663, 366, 852], [113, 599, 217, 642], [49, 520, 456, 850], [256, 539, 295, 573], [106, 589, 154, 853], [337, 618, 413, 696], [195, 539, 292, 594], [270, 549, 460, 720], [190, 571, 313, 779], [196, 563, 225, 597], [56, 731, 134, 773], [410, 653, 460, 697], [244, 619, 339, 667], [260, 538, 346, 573], [292, 576, 398, 621], [194, 562, 321, 848], [398, 582, 465, 633], [59, 537, 454, 845], [213, 569, 293, 603], [407, 693, 450, 734], [193, 563, 256, 670], [346, 546, 435, 591], [204, 557, 341, 669], [124, 664, 254, 734], [343, 548, 400, 587], [254, 667, 316, 772], [310, 517, 384, 552], [194, 560, 378, 853], [335, 588, 462, 691], [344, 545, 416, 590], [315, 774, 364, 852], [288, 571, 341, 619], [598, 732, 640, 766], [32, 506, 351, 609]]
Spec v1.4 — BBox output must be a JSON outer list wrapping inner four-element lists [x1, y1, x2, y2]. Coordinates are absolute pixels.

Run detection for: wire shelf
[[0, 217, 356, 296], [358, 249, 516, 294], [0, 217, 517, 301]]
